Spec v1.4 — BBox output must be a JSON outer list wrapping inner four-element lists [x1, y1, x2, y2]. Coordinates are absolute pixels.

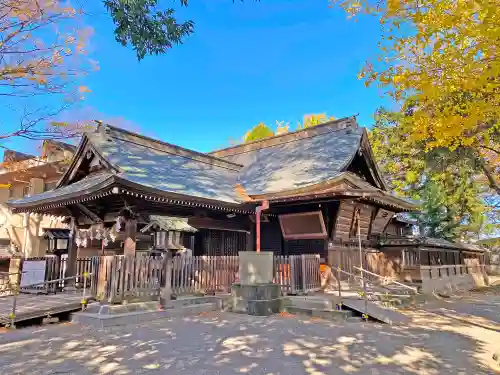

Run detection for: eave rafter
[[11, 186, 257, 215]]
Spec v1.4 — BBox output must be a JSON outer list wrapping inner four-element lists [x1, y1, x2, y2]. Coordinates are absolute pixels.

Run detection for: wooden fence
[[273, 254, 321, 295], [171, 255, 239, 296], [10, 253, 322, 303], [99, 256, 164, 303], [169, 254, 321, 296], [420, 264, 489, 293]]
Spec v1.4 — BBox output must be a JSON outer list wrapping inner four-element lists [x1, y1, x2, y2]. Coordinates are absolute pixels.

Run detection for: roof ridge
[[210, 116, 359, 158], [99, 123, 243, 172]]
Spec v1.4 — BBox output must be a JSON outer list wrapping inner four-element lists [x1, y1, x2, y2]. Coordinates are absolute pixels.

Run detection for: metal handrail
[[352, 266, 418, 292], [17, 273, 92, 290], [332, 266, 402, 295], [1, 273, 94, 329]]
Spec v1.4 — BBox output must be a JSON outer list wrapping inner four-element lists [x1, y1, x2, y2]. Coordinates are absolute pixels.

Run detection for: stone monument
[[230, 251, 283, 316]]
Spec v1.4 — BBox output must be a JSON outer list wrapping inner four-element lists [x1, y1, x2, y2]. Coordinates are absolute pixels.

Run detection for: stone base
[[72, 296, 226, 328], [230, 283, 283, 316]]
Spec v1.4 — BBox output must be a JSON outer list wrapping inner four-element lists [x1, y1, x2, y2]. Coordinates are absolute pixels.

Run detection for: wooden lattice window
[[278, 211, 327, 240]]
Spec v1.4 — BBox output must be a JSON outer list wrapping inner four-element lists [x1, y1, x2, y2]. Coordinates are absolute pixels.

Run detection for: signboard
[[20, 260, 47, 288]]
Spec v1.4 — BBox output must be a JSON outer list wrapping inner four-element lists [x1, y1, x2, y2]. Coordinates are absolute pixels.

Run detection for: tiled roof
[[43, 229, 70, 239], [88, 126, 242, 204], [211, 117, 363, 195], [394, 212, 418, 224], [141, 215, 198, 233], [379, 235, 484, 252], [8, 172, 115, 207], [7, 117, 414, 211]]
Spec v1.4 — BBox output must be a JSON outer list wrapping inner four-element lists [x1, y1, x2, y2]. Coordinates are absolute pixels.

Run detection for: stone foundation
[[230, 283, 283, 316]]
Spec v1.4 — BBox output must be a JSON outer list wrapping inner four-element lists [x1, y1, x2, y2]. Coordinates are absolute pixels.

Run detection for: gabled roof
[[211, 117, 386, 196], [379, 235, 485, 252], [8, 117, 415, 213], [3, 150, 35, 163], [141, 215, 197, 233], [61, 124, 243, 204]]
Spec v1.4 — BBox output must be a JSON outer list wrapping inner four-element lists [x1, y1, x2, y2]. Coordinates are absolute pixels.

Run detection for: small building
[[140, 215, 198, 255], [6, 118, 485, 282], [0, 141, 75, 261]]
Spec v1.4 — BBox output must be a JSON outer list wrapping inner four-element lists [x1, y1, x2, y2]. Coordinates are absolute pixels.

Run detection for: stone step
[[346, 316, 366, 323], [284, 296, 339, 311], [73, 302, 218, 328], [282, 306, 353, 322]]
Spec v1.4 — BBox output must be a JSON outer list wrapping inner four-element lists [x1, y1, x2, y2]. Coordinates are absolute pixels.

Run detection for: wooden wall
[[370, 208, 395, 236], [260, 217, 283, 255], [334, 201, 356, 239], [384, 221, 412, 237], [333, 201, 375, 240]]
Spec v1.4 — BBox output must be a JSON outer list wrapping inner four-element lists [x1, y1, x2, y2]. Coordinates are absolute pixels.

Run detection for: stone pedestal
[[230, 252, 283, 316], [239, 251, 274, 284], [231, 283, 283, 316]]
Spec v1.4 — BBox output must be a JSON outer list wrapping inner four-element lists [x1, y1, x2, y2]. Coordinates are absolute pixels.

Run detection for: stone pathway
[[0, 305, 498, 375]]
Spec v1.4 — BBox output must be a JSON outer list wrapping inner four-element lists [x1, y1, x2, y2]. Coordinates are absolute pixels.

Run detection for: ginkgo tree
[[370, 107, 499, 241], [332, 0, 500, 194]]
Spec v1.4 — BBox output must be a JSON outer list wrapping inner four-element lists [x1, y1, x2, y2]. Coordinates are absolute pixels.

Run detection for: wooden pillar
[[65, 217, 77, 286], [246, 217, 255, 251], [123, 219, 137, 256]]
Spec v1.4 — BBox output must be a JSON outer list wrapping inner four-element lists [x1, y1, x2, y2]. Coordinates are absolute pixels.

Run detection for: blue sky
[[1, 0, 392, 156]]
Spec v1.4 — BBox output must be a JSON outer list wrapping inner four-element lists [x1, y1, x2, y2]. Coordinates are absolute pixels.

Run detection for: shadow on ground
[[0, 305, 497, 375]]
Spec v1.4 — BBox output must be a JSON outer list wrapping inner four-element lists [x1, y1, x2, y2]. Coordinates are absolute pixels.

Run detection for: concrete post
[[160, 251, 173, 308]]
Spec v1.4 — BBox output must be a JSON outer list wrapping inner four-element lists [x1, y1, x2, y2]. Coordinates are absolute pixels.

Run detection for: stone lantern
[[141, 215, 197, 255]]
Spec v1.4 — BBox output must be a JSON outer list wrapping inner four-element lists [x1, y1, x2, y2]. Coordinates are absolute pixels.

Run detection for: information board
[[20, 260, 47, 288]]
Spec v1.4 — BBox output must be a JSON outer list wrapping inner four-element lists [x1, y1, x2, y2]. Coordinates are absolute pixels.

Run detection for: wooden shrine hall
[[7, 117, 484, 282]]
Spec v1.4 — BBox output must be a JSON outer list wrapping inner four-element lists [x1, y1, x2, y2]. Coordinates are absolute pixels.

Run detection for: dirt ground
[[0, 291, 499, 374]]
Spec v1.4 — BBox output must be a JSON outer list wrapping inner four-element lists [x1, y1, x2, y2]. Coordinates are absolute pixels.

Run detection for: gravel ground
[[0, 305, 498, 375]]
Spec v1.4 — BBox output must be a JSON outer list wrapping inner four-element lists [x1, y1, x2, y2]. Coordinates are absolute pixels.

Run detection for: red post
[[255, 200, 269, 253], [256, 211, 261, 253]]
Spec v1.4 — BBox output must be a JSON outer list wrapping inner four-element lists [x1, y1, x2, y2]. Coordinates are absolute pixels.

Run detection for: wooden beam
[[75, 203, 103, 223]]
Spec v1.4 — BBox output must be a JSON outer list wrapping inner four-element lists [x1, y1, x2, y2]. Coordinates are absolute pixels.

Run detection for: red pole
[[256, 208, 261, 253], [255, 200, 269, 253]]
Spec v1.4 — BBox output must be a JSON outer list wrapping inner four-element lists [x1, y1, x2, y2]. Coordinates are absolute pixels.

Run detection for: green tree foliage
[[104, 0, 259, 60], [103, 0, 194, 60], [243, 122, 274, 143], [370, 107, 498, 241], [297, 114, 335, 130], [418, 181, 460, 241], [240, 114, 335, 143]]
